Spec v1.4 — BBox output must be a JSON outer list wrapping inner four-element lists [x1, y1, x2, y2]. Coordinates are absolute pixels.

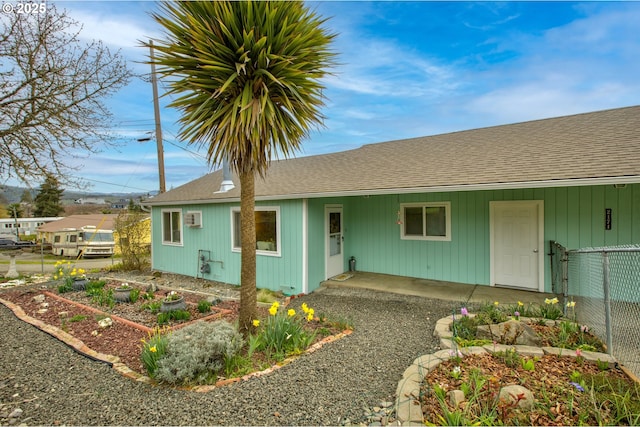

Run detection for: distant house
[[144, 106, 640, 295], [111, 199, 129, 209], [0, 217, 63, 240], [74, 198, 107, 205]]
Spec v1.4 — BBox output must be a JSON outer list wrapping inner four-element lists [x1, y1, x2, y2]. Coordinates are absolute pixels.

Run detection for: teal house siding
[[151, 183, 639, 295], [317, 184, 640, 293], [151, 199, 305, 294], [305, 198, 328, 293]]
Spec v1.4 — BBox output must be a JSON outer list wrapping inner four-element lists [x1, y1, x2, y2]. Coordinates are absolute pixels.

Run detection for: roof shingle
[[146, 105, 640, 205]]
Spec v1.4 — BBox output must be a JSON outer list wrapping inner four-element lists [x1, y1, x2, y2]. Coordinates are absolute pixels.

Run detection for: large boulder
[[476, 320, 542, 346]]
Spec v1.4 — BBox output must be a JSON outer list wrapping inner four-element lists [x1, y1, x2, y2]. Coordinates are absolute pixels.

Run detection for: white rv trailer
[[51, 225, 114, 258]]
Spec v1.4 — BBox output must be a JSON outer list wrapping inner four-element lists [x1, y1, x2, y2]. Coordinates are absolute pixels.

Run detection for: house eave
[[144, 175, 640, 206]]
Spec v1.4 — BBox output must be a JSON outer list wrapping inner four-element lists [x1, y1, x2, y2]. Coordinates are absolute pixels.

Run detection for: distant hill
[[0, 184, 149, 204]]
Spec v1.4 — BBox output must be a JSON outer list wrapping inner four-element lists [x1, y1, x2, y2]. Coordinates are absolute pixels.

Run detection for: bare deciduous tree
[[0, 7, 132, 186]]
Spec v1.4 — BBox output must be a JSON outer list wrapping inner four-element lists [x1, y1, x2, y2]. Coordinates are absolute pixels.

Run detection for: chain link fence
[[551, 242, 640, 378]]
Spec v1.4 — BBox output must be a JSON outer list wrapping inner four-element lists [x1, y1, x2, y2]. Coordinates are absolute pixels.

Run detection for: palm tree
[[147, 1, 335, 334]]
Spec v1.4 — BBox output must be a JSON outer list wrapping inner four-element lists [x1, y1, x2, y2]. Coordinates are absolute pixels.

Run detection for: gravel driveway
[[0, 282, 458, 426]]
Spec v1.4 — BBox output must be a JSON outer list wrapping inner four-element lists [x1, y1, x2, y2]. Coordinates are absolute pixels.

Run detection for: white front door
[[490, 201, 544, 291], [325, 206, 344, 279]]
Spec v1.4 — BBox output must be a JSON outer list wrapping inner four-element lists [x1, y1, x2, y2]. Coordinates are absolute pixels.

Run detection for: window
[[162, 210, 182, 245], [401, 202, 451, 241], [231, 207, 280, 256]]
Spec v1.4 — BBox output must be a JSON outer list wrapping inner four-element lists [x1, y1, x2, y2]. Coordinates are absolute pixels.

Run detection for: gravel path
[[0, 278, 458, 426]]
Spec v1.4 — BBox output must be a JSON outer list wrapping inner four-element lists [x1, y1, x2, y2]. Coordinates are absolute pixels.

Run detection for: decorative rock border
[[395, 314, 619, 426], [0, 295, 353, 391]]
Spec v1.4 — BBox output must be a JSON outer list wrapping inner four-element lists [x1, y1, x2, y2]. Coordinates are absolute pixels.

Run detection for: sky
[[6, 1, 640, 195]]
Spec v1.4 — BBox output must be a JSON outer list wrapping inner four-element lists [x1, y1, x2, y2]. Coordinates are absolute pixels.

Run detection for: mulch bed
[[0, 281, 240, 374]]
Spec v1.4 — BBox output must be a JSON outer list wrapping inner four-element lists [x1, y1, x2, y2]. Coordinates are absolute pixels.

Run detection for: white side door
[[325, 206, 344, 279], [490, 201, 544, 291]]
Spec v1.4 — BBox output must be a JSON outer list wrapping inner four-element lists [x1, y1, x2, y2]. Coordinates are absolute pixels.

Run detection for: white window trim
[[400, 202, 452, 241], [161, 209, 183, 246], [230, 206, 281, 257]]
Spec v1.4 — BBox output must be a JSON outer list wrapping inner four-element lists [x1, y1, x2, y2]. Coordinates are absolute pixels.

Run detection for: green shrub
[[85, 280, 106, 293], [475, 302, 508, 324], [538, 297, 563, 320], [129, 288, 141, 303], [252, 302, 316, 360], [141, 301, 162, 314], [88, 288, 115, 309], [197, 299, 212, 313], [154, 320, 244, 385], [452, 315, 478, 341], [256, 288, 282, 304], [141, 327, 170, 378], [57, 282, 73, 293], [157, 309, 191, 325]]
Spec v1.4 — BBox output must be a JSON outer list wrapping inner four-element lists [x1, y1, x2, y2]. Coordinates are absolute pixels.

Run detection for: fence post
[[561, 248, 569, 315], [602, 251, 613, 355]]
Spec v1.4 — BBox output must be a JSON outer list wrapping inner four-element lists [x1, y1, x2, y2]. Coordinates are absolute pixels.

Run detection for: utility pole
[[149, 40, 166, 193], [11, 206, 19, 240]]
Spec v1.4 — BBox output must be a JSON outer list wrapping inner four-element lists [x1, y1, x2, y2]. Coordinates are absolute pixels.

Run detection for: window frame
[[400, 202, 452, 241], [230, 206, 281, 257], [161, 209, 183, 246]]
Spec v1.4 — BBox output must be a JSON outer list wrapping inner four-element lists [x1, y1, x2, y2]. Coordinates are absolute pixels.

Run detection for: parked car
[[0, 239, 35, 250]]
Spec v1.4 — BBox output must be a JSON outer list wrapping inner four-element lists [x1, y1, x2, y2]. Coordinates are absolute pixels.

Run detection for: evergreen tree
[[7, 203, 23, 218], [33, 176, 64, 217], [20, 190, 33, 217]]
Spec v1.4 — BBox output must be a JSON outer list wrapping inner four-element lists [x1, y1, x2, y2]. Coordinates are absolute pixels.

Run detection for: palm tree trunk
[[238, 168, 257, 336]]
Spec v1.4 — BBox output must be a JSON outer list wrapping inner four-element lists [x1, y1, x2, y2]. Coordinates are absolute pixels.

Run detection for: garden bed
[[420, 352, 640, 426], [0, 280, 350, 383], [413, 301, 640, 426], [0, 282, 240, 374]]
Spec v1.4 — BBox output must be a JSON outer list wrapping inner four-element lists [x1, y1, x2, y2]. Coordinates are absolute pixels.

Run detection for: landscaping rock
[[97, 317, 113, 328], [476, 320, 542, 346], [499, 385, 534, 410], [448, 390, 465, 408]]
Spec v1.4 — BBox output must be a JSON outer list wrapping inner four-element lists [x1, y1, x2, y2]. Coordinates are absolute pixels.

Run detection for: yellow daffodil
[[271, 301, 280, 309], [517, 301, 524, 307], [252, 319, 260, 327], [149, 346, 157, 353], [494, 301, 499, 306], [268, 305, 278, 316], [567, 301, 576, 308], [287, 308, 296, 317], [78, 268, 86, 275], [301, 303, 309, 313], [307, 312, 314, 322]]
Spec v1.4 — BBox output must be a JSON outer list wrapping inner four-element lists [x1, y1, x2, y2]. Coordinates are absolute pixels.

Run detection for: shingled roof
[[37, 214, 119, 232], [146, 105, 640, 206]]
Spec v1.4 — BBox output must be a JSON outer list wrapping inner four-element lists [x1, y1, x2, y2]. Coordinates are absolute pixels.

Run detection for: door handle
[[533, 249, 539, 253]]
